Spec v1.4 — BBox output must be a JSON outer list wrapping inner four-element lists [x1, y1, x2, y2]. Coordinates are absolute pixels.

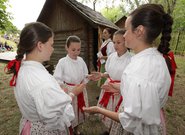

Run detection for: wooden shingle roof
[[37, 0, 119, 30]]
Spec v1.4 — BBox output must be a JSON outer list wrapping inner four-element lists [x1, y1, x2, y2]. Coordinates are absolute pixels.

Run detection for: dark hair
[[7, 22, 53, 75], [66, 35, 81, 48], [104, 28, 113, 39], [129, 4, 173, 55], [104, 28, 112, 35]]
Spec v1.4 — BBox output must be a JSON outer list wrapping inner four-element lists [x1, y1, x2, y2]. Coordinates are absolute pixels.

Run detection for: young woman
[[6, 22, 85, 135], [83, 4, 173, 135], [93, 29, 131, 130], [97, 28, 115, 86]]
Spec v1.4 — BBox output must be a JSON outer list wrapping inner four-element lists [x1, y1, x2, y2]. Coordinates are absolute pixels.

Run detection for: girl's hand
[[73, 83, 86, 96], [60, 85, 68, 93], [101, 83, 119, 93], [89, 72, 102, 81], [83, 106, 100, 114]]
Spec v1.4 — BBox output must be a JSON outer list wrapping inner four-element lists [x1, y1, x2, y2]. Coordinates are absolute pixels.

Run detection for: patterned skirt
[[109, 107, 164, 135], [19, 117, 69, 135]]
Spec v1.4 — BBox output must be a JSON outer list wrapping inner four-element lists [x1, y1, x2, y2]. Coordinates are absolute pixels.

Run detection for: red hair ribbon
[[163, 52, 177, 96], [4, 59, 21, 86]]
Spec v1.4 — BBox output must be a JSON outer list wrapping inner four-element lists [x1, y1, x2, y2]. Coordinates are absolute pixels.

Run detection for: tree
[[171, 0, 185, 30], [0, 0, 18, 33], [101, 6, 126, 22]]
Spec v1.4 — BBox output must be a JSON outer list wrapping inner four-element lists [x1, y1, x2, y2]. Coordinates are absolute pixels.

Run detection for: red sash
[[163, 52, 177, 96], [68, 126, 73, 135], [65, 82, 86, 113], [99, 78, 120, 108], [115, 96, 123, 112]]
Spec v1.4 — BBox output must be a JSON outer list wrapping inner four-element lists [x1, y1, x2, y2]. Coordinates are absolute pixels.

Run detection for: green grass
[[0, 56, 185, 135], [175, 55, 185, 74]]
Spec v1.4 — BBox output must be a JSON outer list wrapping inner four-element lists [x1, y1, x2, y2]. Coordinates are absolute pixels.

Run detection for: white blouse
[[97, 38, 115, 64], [105, 51, 131, 80], [101, 38, 115, 56], [53, 55, 89, 85], [14, 61, 75, 131], [118, 48, 171, 134]]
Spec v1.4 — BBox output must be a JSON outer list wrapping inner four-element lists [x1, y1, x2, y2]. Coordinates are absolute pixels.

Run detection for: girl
[[54, 35, 91, 135], [5, 22, 85, 135], [83, 4, 174, 135], [94, 29, 131, 130], [97, 28, 115, 86]]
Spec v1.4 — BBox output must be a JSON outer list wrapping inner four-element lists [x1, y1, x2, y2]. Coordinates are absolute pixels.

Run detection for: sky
[[7, 0, 46, 30], [7, 0, 121, 30]]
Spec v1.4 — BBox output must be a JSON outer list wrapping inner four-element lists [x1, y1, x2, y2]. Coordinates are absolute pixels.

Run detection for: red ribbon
[[99, 78, 120, 108], [65, 82, 86, 113], [68, 126, 73, 135], [99, 92, 114, 108], [163, 52, 177, 96], [97, 59, 101, 72], [115, 96, 123, 112], [4, 59, 21, 86]]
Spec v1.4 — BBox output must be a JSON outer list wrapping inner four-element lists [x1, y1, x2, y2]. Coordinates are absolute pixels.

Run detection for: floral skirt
[[19, 117, 69, 135]]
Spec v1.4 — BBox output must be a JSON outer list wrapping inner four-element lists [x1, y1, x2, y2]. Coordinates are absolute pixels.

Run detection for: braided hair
[[129, 4, 173, 72], [6, 22, 53, 86]]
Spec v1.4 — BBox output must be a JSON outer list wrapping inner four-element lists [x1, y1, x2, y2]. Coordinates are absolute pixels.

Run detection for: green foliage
[[101, 6, 126, 23], [0, 0, 19, 33], [172, 0, 185, 30], [0, 0, 11, 30]]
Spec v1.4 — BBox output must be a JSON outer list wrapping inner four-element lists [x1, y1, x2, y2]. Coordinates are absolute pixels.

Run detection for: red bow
[[163, 52, 177, 96], [5, 59, 21, 86]]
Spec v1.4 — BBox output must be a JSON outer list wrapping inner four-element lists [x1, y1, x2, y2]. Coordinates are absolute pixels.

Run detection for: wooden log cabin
[[115, 16, 127, 29], [37, 0, 119, 73]]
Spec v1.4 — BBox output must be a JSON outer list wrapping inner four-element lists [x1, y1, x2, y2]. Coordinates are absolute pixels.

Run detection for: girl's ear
[[134, 25, 145, 38], [37, 41, 43, 52]]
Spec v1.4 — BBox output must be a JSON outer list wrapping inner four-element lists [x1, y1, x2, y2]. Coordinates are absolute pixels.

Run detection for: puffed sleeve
[[53, 59, 64, 85], [30, 82, 75, 131], [119, 74, 161, 133], [81, 59, 89, 83], [106, 41, 115, 56]]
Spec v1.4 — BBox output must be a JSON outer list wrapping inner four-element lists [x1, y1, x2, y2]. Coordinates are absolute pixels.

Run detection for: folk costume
[[97, 51, 131, 129], [54, 55, 89, 128], [14, 61, 75, 135]]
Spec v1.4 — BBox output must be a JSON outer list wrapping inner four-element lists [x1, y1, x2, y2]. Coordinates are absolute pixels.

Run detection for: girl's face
[[102, 29, 111, 40], [41, 36, 54, 62], [123, 16, 137, 50], [113, 34, 127, 56], [66, 42, 81, 60]]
